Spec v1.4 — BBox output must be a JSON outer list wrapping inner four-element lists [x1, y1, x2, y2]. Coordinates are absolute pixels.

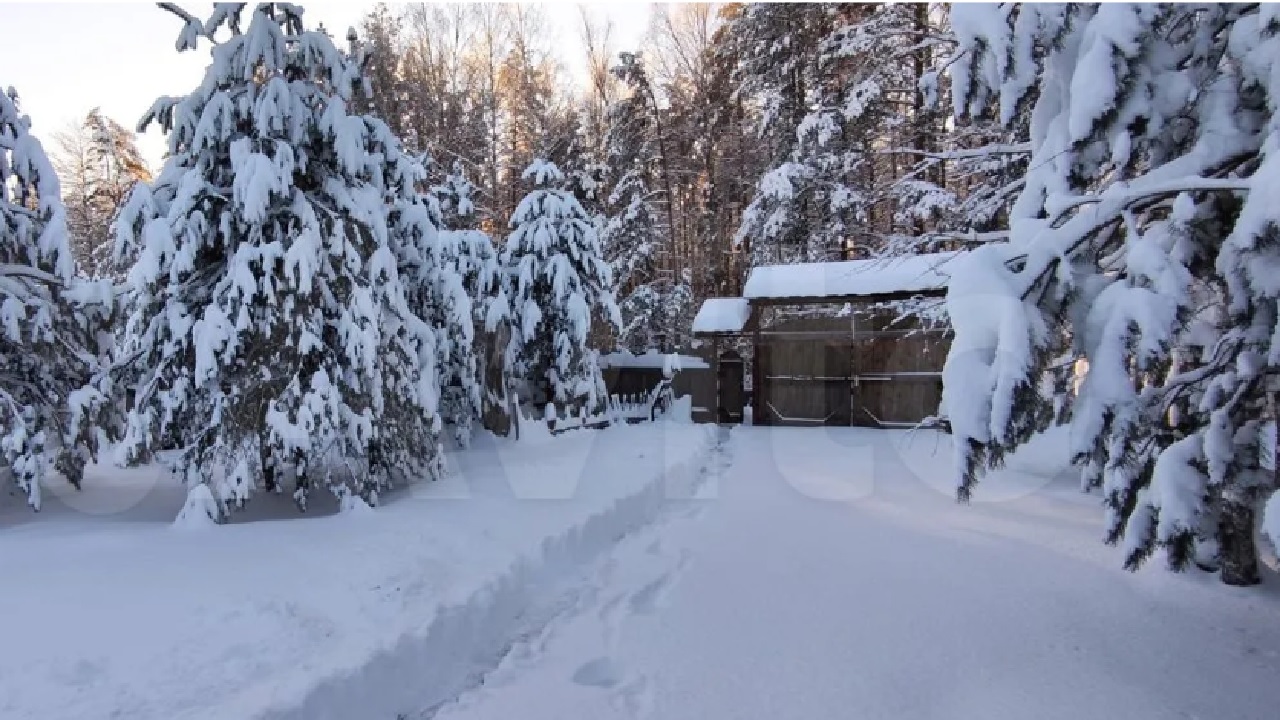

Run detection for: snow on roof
[[692, 297, 752, 335], [743, 252, 962, 301], [600, 350, 710, 370]]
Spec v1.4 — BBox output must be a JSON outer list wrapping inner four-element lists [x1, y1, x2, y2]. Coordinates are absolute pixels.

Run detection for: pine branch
[[156, 2, 201, 28], [1013, 152, 1256, 302], [1051, 177, 1252, 214], [880, 143, 1033, 161], [927, 229, 1011, 244], [0, 263, 65, 288]]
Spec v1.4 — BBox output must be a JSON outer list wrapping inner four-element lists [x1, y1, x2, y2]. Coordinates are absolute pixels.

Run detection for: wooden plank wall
[[753, 307, 950, 427], [850, 331, 949, 426], [757, 339, 852, 425]]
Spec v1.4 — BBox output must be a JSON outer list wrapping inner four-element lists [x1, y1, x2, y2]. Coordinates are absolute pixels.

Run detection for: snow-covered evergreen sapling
[[427, 161, 517, 436], [115, 4, 449, 518], [424, 162, 506, 445], [603, 161, 666, 352], [0, 87, 115, 509], [503, 159, 620, 415]]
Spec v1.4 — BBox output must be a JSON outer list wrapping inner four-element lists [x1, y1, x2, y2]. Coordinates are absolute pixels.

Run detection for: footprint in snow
[[628, 551, 690, 615], [612, 674, 655, 719], [629, 574, 673, 615], [572, 656, 624, 688]]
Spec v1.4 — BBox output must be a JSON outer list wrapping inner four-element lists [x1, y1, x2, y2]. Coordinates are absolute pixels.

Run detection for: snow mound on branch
[[942, 244, 1043, 452], [173, 484, 220, 529], [340, 491, 375, 516]]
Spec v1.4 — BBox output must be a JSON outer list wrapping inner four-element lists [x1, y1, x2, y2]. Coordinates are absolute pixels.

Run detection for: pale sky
[[0, 1, 652, 169]]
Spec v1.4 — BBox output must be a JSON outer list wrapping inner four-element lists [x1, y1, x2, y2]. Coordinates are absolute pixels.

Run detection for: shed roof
[[599, 350, 710, 370], [743, 251, 961, 303], [692, 297, 752, 335]]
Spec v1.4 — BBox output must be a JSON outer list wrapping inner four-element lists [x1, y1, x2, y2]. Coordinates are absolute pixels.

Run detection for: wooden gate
[[756, 340, 852, 425], [851, 330, 948, 427], [751, 328, 948, 428], [717, 350, 745, 424]]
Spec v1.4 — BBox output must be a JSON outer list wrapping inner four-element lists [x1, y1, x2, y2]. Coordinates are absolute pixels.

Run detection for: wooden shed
[[600, 350, 709, 402], [692, 252, 958, 428], [690, 298, 753, 424]]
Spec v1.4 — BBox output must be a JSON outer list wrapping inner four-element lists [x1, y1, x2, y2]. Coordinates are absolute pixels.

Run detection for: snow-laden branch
[[881, 143, 1032, 161], [1013, 151, 1258, 301], [0, 263, 65, 287], [156, 3, 201, 27], [157, 2, 239, 50], [928, 229, 1010, 244], [157, 2, 208, 39], [1049, 177, 1252, 215]]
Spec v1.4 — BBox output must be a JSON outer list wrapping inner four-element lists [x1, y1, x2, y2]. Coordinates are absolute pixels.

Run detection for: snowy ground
[[430, 426, 1280, 720], [0, 419, 715, 720], [5, 423, 1279, 720]]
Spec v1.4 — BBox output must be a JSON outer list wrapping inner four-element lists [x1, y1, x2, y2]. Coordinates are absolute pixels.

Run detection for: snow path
[[427, 427, 1280, 720], [428, 426, 731, 719], [0, 422, 716, 720]]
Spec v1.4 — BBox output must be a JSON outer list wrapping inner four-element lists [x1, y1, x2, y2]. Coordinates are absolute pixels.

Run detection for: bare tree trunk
[[1219, 496, 1261, 586], [481, 324, 513, 437]]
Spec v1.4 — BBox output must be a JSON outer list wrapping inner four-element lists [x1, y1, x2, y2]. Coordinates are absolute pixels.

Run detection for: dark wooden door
[[717, 351, 745, 424]]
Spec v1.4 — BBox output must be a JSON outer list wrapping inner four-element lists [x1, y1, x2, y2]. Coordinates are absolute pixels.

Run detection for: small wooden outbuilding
[[692, 252, 958, 427], [690, 299, 753, 424], [599, 350, 709, 406]]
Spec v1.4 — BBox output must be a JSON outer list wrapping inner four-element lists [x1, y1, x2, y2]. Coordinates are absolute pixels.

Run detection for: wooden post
[[849, 307, 858, 427], [711, 336, 721, 424], [751, 306, 765, 426]]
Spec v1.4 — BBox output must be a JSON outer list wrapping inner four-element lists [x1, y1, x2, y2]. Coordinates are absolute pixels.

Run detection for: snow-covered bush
[[942, 3, 1280, 585], [503, 160, 620, 415], [114, 4, 449, 517], [0, 87, 115, 509]]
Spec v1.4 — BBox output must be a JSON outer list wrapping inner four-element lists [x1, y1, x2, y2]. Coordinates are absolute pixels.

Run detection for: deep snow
[[0, 419, 715, 720], [428, 426, 1280, 720], [5, 423, 1278, 720]]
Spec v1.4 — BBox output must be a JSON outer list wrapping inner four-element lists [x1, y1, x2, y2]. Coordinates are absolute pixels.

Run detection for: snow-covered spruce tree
[[726, 3, 843, 265], [106, 180, 162, 459], [564, 153, 609, 231], [384, 157, 474, 459], [503, 159, 620, 414], [431, 160, 480, 231], [942, 3, 1280, 585], [604, 163, 663, 352], [0, 88, 115, 509], [425, 161, 507, 445], [735, 5, 990, 264], [729, 5, 1030, 267], [600, 81, 691, 352], [116, 4, 447, 517], [750, 4, 901, 263], [829, 3, 1013, 255]]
